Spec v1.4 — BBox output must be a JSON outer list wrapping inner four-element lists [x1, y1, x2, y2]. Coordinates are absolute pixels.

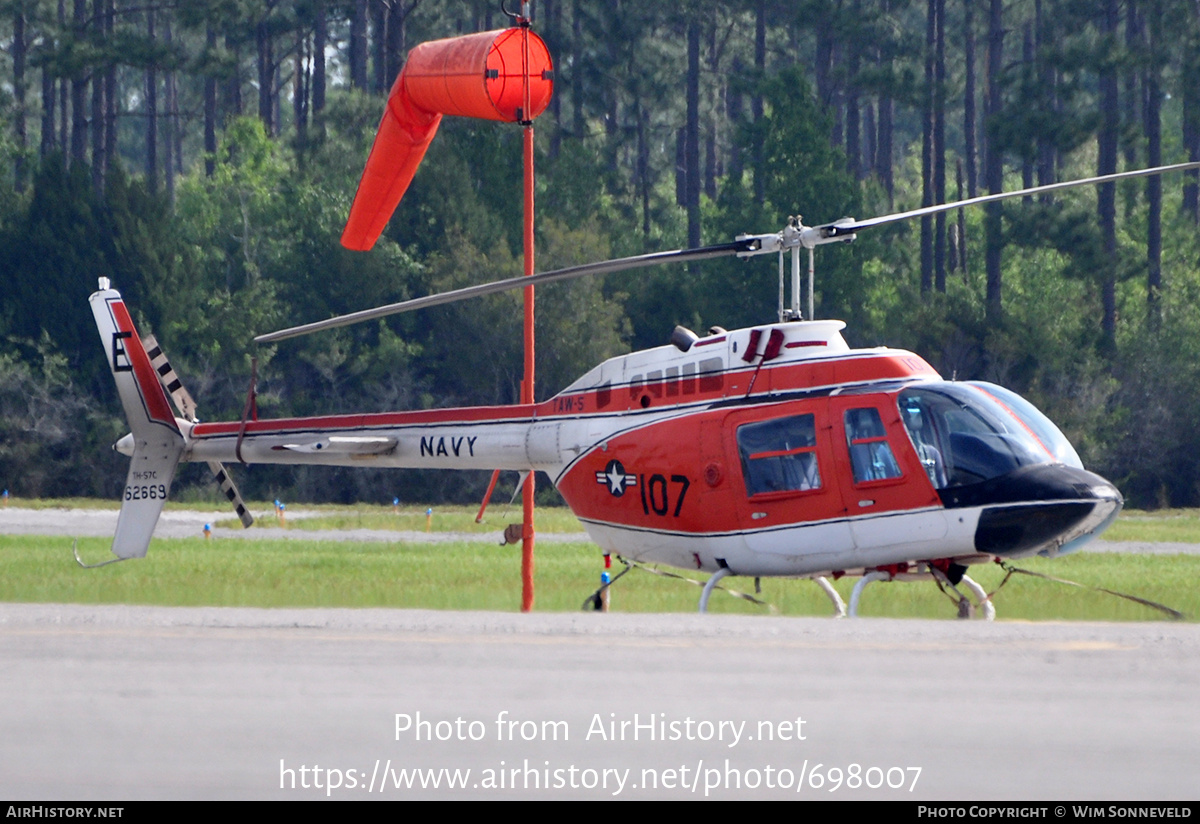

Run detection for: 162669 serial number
[[125, 484, 167, 501]]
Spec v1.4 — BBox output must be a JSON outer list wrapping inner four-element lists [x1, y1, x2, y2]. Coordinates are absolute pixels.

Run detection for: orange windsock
[[342, 28, 553, 251]]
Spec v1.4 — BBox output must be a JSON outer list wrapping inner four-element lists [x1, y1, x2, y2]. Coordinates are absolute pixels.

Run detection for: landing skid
[[814, 576, 847, 617], [694, 566, 993, 619], [697, 567, 731, 613], [847, 567, 995, 620]]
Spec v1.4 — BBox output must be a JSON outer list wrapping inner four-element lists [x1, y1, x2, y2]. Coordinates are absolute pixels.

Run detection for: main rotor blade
[[817, 161, 1200, 236], [255, 240, 756, 344], [257, 161, 1200, 344]]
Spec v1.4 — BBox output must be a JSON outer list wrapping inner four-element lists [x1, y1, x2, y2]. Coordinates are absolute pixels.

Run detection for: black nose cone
[[938, 464, 1123, 558]]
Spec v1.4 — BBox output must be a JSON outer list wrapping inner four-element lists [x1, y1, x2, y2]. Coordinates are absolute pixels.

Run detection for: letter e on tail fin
[[91, 287, 184, 560]]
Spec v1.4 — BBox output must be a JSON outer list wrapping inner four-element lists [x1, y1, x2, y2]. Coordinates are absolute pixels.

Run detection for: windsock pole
[[336, 2, 552, 610], [520, 10, 536, 613]]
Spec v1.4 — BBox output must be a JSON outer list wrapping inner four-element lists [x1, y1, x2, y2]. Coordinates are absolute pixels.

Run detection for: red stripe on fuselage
[[190, 351, 937, 441], [547, 351, 939, 415], [191, 403, 538, 438]]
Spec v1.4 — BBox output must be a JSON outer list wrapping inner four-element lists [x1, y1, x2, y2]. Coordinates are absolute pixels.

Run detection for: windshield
[[898, 384, 1054, 489], [967, 381, 1084, 469]]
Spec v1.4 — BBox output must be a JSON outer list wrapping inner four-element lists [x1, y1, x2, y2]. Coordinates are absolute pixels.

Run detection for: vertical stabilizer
[[90, 287, 184, 560]]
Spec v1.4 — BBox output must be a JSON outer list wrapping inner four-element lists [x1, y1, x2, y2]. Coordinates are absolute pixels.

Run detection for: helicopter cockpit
[[898, 382, 1082, 491]]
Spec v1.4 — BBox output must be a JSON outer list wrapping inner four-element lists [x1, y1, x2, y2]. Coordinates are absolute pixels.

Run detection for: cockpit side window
[[844, 407, 903, 484], [899, 392, 949, 488], [737, 414, 821, 496]]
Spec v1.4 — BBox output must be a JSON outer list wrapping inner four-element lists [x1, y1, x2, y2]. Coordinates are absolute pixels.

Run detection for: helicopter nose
[[938, 463, 1123, 559]]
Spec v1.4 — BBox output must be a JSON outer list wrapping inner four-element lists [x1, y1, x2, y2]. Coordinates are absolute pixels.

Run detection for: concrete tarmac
[[1, 603, 1197, 800], [3, 507, 1197, 800]]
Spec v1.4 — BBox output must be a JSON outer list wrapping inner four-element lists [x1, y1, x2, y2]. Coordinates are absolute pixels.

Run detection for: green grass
[[215, 503, 587, 534], [3, 534, 1195, 620], [12, 499, 1200, 543], [1101, 509, 1200, 544]]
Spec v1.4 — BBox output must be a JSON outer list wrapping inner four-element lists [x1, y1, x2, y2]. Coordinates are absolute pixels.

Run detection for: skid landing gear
[[814, 576, 847, 617], [695, 564, 993, 619], [698, 567, 731, 613], [847, 565, 995, 620]]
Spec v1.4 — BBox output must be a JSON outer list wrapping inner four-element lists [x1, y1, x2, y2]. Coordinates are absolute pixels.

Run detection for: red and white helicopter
[[78, 9, 1199, 617], [86, 157, 1200, 617]]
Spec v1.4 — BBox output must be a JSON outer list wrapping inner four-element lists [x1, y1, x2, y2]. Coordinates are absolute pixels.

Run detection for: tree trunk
[[40, 33, 55, 158], [934, 0, 946, 292], [257, 17, 274, 136], [59, 0, 68, 151], [957, 158, 968, 281], [13, 4, 27, 191], [638, 102, 650, 238], [1123, 0, 1140, 171], [752, 0, 766, 205], [864, 101, 876, 181], [675, 127, 686, 207], [91, 0, 105, 190], [1021, 23, 1034, 195], [1035, 0, 1055, 192], [1144, 0, 1162, 325], [1184, 38, 1200, 223], [546, 0, 561, 158], [351, 0, 368, 90], [385, 2, 405, 85], [985, 0, 1004, 325], [104, 0, 116, 175], [1099, 0, 1119, 348], [372, 1, 387, 93], [704, 23, 718, 200], [572, 0, 583, 137], [964, 0, 977, 198], [205, 25, 217, 177], [921, 0, 935, 294], [686, 20, 701, 248], [224, 34, 242, 117], [846, 53, 861, 179], [829, 39, 843, 149], [727, 56, 744, 183], [312, 1, 326, 139], [145, 6, 158, 190], [876, 80, 894, 206], [70, 0, 87, 166], [294, 35, 309, 147], [165, 16, 177, 203]]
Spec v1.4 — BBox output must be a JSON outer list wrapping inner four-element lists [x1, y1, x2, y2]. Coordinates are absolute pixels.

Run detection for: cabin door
[[724, 400, 855, 566]]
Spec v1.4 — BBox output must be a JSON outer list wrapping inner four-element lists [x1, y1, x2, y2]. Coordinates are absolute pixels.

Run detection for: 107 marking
[[639, 473, 690, 517]]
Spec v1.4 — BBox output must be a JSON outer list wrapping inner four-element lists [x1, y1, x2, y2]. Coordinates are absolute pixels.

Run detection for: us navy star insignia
[[596, 459, 637, 497]]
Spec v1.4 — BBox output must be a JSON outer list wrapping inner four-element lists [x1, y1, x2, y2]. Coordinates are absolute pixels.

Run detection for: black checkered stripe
[[142, 334, 198, 423], [208, 461, 255, 529]]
